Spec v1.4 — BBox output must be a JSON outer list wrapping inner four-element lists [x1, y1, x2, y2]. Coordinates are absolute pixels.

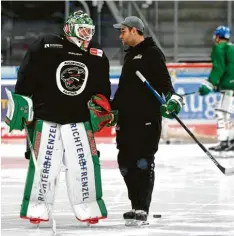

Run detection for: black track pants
[[116, 120, 161, 213]]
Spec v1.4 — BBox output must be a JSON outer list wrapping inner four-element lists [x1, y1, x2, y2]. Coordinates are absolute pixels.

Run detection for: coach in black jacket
[[112, 16, 183, 225]]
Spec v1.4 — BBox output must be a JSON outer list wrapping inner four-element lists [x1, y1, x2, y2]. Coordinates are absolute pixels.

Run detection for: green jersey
[[208, 42, 234, 91]]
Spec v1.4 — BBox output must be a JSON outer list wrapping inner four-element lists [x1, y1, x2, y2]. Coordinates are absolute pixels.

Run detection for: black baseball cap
[[113, 16, 144, 33]]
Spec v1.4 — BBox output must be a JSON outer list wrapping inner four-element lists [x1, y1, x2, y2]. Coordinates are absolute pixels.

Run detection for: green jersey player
[[199, 26, 234, 152]]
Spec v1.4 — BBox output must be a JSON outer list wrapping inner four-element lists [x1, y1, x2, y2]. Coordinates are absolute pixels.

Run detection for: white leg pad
[[73, 201, 104, 220], [21, 121, 64, 221], [61, 122, 107, 221]]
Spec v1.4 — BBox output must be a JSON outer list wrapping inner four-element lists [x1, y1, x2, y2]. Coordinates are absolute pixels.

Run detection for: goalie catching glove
[[5, 88, 34, 132], [160, 93, 183, 119], [88, 94, 116, 132]]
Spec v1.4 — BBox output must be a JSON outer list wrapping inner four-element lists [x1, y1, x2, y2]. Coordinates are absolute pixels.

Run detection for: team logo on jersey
[[56, 61, 88, 96]]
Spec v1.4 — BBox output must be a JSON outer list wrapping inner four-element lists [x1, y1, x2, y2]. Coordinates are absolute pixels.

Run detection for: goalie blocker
[[5, 88, 34, 132]]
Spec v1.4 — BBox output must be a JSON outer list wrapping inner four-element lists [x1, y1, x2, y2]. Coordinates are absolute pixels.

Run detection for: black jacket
[[15, 34, 111, 124], [112, 37, 175, 125]]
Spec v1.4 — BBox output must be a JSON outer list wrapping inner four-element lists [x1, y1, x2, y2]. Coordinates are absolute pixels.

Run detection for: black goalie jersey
[[15, 34, 111, 124]]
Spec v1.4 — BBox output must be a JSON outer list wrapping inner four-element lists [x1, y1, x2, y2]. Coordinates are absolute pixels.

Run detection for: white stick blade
[[225, 167, 234, 176]]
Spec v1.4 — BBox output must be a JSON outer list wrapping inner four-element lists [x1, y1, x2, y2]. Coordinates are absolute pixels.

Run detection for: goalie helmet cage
[[162, 63, 221, 144]]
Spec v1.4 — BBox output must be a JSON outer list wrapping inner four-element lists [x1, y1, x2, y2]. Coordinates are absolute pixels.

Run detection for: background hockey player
[[5, 10, 113, 225], [198, 26, 234, 152], [112, 16, 183, 226]]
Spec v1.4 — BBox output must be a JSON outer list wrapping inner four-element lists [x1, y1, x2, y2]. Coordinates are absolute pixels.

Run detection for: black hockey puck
[[153, 214, 162, 218]]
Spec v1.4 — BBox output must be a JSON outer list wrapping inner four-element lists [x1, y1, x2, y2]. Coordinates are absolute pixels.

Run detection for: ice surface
[[1, 142, 234, 236]]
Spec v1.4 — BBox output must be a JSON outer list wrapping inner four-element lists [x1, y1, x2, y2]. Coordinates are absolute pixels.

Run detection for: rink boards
[[1, 64, 233, 142]]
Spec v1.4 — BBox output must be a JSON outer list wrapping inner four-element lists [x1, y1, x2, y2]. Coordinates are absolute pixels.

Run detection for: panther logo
[[56, 61, 88, 96], [61, 67, 85, 90]]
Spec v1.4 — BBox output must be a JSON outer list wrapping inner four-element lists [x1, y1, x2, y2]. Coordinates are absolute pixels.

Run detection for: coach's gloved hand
[[198, 80, 215, 96], [160, 93, 183, 119]]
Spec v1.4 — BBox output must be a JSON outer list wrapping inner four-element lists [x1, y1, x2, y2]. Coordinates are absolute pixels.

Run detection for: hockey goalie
[[4, 10, 116, 226]]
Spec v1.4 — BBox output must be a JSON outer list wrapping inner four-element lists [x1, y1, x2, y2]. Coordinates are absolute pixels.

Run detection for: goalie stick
[[135, 71, 234, 176], [23, 119, 57, 235]]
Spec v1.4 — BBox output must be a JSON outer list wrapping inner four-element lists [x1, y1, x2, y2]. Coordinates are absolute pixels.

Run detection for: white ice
[[1, 142, 234, 236]]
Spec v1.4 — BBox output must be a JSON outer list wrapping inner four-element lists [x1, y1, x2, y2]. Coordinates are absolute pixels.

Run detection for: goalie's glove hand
[[198, 80, 215, 96], [88, 94, 113, 132], [160, 93, 183, 119]]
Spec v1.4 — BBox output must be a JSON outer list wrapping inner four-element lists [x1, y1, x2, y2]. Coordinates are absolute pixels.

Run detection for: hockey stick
[[23, 120, 57, 235], [135, 71, 234, 176], [181, 91, 197, 96], [181, 88, 227, 97]]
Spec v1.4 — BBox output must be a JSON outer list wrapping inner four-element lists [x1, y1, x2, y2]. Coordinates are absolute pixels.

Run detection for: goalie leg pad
[[61, 121, 107, 222], [20, 120, 64, 221]]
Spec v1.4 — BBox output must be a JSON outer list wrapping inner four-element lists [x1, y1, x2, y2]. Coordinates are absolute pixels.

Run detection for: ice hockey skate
[[208, 141, 229, 152], [226, 142, 234, 151], [209, 141, 234, 158], [123, 209, 136, 226], [124, 210, 149, 226], [223, 141, 234, 157], [135, 210, 149, 226]]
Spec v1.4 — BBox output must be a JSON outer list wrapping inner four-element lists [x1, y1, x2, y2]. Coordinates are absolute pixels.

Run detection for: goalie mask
[[64, 10, 95, 50]]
